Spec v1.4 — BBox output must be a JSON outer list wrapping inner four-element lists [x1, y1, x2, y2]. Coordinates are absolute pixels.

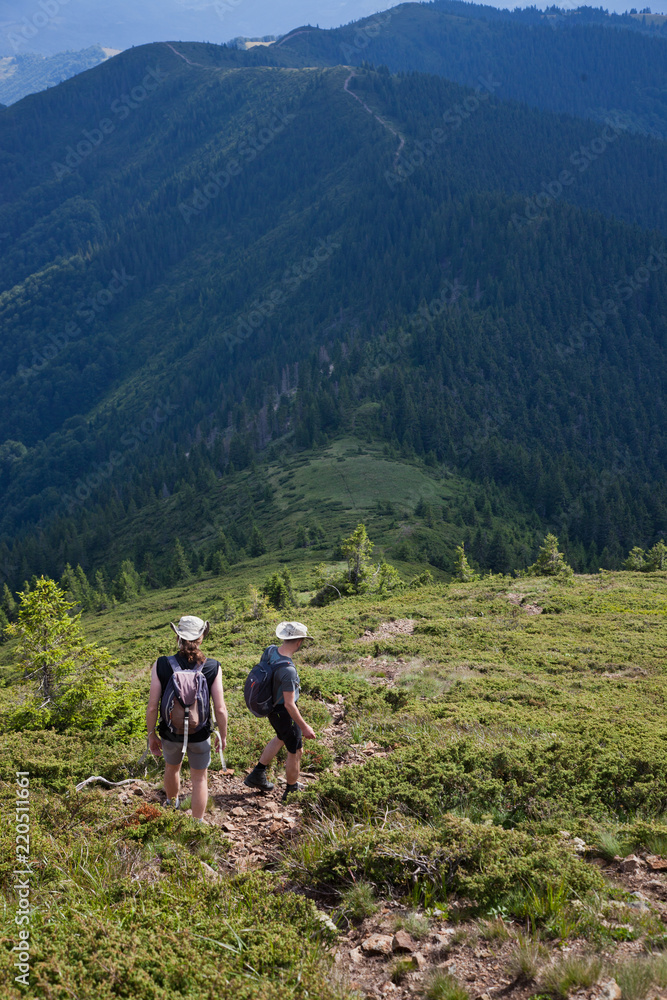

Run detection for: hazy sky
[[0, 0, 664, 57]]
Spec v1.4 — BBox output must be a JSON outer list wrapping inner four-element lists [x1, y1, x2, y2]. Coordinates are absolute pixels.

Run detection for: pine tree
[[454, 542, 476, 582], [2, 582, 17, 621], [645, 539, 667, 571], [114, 560, 142, 602], [170, 539, 192, 583], [248, 524, 267, 558], [528, 534, 573, 578], [5, 578, 119, 730], [341, 523, 374, 591]]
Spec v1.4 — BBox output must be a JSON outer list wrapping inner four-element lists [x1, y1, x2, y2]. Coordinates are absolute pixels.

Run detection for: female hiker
[[146, 615, 227, 821]]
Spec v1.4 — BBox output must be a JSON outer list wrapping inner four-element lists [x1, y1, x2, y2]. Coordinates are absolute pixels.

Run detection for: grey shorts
[[161, 737, 211, 770]]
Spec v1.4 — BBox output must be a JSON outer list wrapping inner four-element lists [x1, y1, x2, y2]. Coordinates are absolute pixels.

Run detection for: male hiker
[[146, 615, 227, 821], [244, 621, 316, 801]]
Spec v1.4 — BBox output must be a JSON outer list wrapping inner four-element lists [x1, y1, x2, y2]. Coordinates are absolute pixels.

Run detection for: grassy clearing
[[1, 568, 666, 995]]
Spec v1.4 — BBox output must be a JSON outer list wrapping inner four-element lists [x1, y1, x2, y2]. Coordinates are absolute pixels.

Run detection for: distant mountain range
[[0, 0, 405, 57], [0, 4, 665, 588]]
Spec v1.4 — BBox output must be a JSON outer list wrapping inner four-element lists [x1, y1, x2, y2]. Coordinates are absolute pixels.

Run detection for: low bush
[[283, 813, 603, 912], [305, 732, 667, 823]]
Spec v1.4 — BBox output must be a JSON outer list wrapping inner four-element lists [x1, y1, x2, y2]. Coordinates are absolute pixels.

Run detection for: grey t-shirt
[[266, 645, 300, 708]]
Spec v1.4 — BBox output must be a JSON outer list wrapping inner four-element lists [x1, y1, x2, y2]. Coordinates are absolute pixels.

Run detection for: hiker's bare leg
[[285, 748, 302, 785], [190, 767, 208, 819], [165, 762, 181, 801], [259, 737, 284, 766]]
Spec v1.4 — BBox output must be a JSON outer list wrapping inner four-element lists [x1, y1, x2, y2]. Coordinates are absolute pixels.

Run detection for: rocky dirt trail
[[108, 631, 667, 998]]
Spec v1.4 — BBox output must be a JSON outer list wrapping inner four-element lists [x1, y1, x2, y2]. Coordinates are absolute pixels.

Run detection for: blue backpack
[[244, 646, 289, 718]]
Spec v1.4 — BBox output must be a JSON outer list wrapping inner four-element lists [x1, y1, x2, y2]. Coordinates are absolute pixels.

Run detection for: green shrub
[[283, 813, 603, 912], [305, 732, 667, 822]]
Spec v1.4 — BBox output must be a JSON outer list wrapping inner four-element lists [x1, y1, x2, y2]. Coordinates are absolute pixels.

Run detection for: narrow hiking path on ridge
[[344, 71, 405, 163], [162, 45, 406, 166]]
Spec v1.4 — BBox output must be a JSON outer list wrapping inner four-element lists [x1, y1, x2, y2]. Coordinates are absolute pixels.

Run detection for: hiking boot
[[281, 782, 304, 802], [165, 797, 180, 809], [243, 767, 275, 792]]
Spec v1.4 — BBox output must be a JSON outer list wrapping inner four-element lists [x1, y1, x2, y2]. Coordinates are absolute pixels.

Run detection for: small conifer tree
[[170, 539, 192, 583], [5, 577, 119, 730], [454, 543, 476, 582], [2, 582, 17, 620], [342, 523, 374, 591], [646, 539, 667, 571], [528, 534, 573, 578]]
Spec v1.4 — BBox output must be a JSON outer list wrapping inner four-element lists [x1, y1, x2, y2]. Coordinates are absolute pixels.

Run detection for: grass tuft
[[424, 970, 469, 1000], [341, 881, 378, 922], [390, 957, 415, 984], [394, 911, 431, 940], [505, 932, 547, 981], [539, 954, 603, 998]]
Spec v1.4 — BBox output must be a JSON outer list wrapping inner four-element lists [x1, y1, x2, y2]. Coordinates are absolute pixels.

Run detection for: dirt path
[[273, 30, 316, 48], [344, 71, 405, 163], [164, 42, 209, 69]]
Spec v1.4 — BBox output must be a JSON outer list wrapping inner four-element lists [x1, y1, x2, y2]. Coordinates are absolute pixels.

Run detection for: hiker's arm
[[283, 690, 315, 739], [146, 662, 162, 758], [210, 669, 227, 750]]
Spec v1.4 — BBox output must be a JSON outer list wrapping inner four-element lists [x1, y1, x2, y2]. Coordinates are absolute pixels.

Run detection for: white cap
[[276, 621, 313, 642], [170, 616, 210, 641]]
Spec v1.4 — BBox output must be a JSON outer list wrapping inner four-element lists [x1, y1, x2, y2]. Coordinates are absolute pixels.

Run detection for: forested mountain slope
[[0, 41, 665, 587], [270, 2, 667, 137]]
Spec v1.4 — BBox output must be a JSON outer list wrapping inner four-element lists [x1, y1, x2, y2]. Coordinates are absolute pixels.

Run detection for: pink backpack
[[160, 656, 210, 758]]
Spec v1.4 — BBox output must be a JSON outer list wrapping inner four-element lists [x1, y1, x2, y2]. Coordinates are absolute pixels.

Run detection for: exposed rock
[[620, 854, 644, 873], [231, 806, 247, 817], [392, 930, 416, 953], [199, 862, 221, 882], [646, 855, 667, 871], [572, 837, 587, 853], [596, 978, 622, 1000], [413, 952, 428, 970], [349, 946, 364, 965], [361, 934, 394, 956]]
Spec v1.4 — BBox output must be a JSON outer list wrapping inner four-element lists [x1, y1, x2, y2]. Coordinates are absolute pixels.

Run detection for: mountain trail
[[109, 694, 356, 871], [343, 71, 405, 163], [273, 30, 316, 48], [164, 43, 209, 68]]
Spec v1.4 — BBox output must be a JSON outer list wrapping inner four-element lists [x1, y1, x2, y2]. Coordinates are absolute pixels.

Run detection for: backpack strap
[[166, 655, 198, 759]]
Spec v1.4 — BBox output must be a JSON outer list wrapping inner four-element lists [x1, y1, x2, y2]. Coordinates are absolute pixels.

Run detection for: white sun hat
[[170, 616, 210, 641], [276, 621, 314, 642]]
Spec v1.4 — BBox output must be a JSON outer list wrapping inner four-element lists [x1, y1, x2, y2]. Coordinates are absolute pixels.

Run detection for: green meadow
[[2, 561, 667, 998]]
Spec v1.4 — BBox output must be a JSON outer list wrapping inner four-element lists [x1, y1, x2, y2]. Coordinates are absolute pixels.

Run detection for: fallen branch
[[75, 776, 155, 792]]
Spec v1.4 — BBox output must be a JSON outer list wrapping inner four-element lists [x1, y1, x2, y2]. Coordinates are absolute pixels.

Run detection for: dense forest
[[0, 10, 666, 590]]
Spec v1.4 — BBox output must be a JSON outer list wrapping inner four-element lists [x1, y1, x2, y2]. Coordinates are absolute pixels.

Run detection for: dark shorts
[[268, 705, 302, 755]]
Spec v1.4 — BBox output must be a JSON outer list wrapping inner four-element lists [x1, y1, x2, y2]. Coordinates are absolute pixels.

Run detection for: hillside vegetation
[[0, 41, 666, 588], [2, 562, 667, 998]]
